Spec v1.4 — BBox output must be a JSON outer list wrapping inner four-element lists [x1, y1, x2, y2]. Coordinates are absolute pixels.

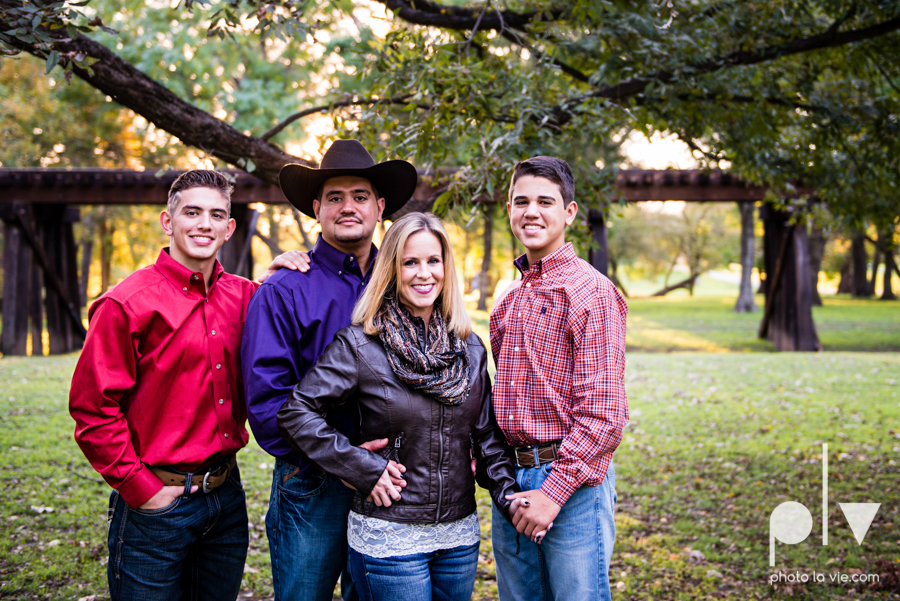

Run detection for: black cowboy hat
[[280, 140, 418, 218]]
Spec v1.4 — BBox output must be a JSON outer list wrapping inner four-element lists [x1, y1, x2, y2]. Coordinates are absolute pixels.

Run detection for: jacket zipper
[[391, 432, 404, 463], [435, 406, 445, 523]]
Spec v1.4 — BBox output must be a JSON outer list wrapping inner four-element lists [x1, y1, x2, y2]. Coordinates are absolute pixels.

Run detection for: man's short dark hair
[[167, 170, 234, 216], [508, 156, 575, 206]]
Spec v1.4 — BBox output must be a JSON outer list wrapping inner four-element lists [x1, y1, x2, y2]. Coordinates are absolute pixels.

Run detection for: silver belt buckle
[[201, 463, 225, 494], [515, 445, 535, 467], [202, 470, 213, 494]]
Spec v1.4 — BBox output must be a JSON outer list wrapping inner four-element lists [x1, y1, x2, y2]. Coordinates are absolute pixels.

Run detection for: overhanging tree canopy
[[1, 0, 898, 228]]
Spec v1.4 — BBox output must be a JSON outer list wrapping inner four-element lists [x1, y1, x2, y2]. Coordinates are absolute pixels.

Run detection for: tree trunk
[[734, 201, 758, 312], [807, 224, 826, 306], [463, 225, 472, 294], [608, 256, 629, 298], [758, 207, 819, 351], [837, 258, 853, 294], [867, 242, 881, 296], [291, 209, 314, 250], [79, 213, 94, 307], [851, 233, 869, 297], [587, 209, 608, 277], [477, 208, 493, 311], [97, 215, 114, 295], [882, 237, 898, 301]]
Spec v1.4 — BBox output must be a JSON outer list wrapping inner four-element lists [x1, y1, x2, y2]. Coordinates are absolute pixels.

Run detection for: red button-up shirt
[[69, 249, 257, 508], [490, 243, 629, 506]]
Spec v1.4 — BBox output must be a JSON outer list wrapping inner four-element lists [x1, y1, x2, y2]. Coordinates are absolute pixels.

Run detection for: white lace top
[[347, 510, 480, 558]]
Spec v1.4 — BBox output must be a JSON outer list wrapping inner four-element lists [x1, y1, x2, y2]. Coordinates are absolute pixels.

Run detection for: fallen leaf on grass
[[29, 505, 53, 514], [687, 549, 706, 563]]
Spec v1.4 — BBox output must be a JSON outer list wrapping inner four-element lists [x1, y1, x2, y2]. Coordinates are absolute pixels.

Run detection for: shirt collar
[[156, 248, 224, 296], [311, 235, 378, 280], [514, 242, 577, 277]]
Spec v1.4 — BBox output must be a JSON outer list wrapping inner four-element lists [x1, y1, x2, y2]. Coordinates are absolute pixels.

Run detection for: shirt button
[[525, 282, 531, 288], [514, 346, 519, 351], [182, 287, 187, 292], [338, 271, 342, 275], [509, 415, 514, 420], [192, 275, 199, 280], [510, 381, 515, 386], [211, 330, 216, 335], [542, 274, 547, 279], [216, 364, 221, 369], [219, 399, 224, 405], [224, 433, 229, 438], [518, 312, 523, 318]]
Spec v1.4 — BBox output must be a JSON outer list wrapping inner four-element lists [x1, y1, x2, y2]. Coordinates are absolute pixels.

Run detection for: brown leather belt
[[150, 456, 237, 494], [514, 440, 562, 467]]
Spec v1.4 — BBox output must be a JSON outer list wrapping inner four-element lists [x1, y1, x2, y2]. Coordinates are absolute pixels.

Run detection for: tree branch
[[532, 14, 900, 128], [261, 95, 428, 141], [584, 14, 900, 105], [0, 13, 311, 184], [254, 229, 284, 256], [379, 0, 560, 32], [497, 29, 591, 83]]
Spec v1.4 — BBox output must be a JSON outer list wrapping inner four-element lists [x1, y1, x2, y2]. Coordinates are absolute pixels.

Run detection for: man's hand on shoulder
[[506, 488, 561, 539], [139, 484, 197, 510], [258, 250, 311, 283]]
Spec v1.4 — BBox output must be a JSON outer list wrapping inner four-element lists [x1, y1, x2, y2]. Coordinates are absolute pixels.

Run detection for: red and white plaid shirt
[[490, 243, 629, 506]]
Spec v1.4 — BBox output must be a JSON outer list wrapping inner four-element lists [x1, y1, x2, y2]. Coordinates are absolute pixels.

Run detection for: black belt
[[513, 440, 562, 467]]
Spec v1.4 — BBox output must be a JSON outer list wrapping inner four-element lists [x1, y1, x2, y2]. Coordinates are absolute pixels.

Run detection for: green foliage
[[609, 203, 741, 284], [5, 0, 899, 231], [0, 0, 109, 81], [0, 56, 126, 168], [331, 0, 900, 227]]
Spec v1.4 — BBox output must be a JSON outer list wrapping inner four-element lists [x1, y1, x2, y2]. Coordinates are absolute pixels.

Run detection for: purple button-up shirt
[[241, 236, 375, 469]]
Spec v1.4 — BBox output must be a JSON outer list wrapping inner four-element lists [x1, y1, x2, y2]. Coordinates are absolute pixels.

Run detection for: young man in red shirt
[[490, 156, 629, 601], [69, 170, 302, 601]]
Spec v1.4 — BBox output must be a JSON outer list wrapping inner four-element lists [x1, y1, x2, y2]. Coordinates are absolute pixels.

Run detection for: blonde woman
[[277, 212, 518, 601]]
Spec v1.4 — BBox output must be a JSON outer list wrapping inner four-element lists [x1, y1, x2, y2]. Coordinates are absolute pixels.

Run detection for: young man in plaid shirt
[[490, 156, 629, 601]]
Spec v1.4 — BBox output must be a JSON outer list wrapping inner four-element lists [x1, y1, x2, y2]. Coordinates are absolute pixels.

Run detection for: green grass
[[1, 296, 898, 600], [625, 294, 900, 353], [614, 352, 900, 600]]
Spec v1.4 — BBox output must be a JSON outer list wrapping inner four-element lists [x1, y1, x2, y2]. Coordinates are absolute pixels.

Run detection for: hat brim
[[280, 161, 418, 218]]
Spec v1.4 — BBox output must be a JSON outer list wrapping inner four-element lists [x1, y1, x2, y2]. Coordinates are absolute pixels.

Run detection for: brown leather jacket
[[277, 324, 518, 524]]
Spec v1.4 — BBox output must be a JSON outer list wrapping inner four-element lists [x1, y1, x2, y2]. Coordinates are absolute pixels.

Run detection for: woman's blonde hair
[[353, 212, 472, 339]]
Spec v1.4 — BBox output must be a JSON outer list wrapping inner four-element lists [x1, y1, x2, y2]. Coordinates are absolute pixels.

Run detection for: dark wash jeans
[[106, 466, 249, 601], [266, 458, 357, 601]]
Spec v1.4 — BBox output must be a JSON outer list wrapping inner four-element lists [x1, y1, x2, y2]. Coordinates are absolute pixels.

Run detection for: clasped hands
[[507, 489, 560, 544], [341, 438, 407, 507]]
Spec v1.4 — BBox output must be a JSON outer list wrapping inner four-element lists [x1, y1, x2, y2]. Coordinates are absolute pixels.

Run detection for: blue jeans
[[492, 462, 617, 601], [349, 542, 480, 601], [267, 459, 357, 601], [106, 465, 249, 601]]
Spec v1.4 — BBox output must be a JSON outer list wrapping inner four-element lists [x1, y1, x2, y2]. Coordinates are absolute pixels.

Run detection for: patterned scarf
[[374, 297, 470, 405]]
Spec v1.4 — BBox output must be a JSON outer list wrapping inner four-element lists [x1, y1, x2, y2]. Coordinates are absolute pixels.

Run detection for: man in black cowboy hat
[[241, 140, 418, 601]]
